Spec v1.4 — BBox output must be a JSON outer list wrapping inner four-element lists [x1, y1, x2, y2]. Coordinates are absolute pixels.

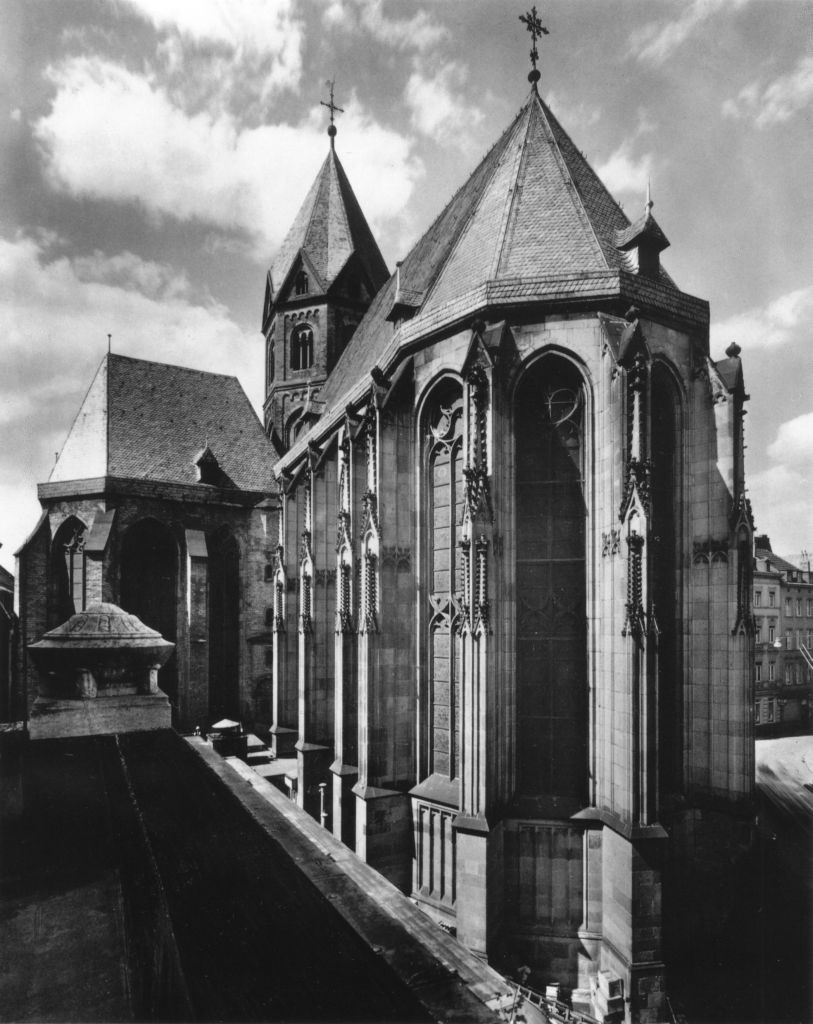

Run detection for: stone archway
[[120, 518, 179, 715]]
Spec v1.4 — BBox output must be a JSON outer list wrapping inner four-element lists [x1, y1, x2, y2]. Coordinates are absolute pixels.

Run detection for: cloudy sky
[[1, 0, 811, 573]]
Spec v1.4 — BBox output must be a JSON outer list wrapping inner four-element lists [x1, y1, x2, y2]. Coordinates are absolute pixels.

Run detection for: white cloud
[[0, 232, 263, 571], [34, 58, 423, 259], [767, 413, 813, 466], [750, 415, 813, 558], [631, 0, 747, 65], [405, 62, 483, 147], [594, 142, 653, 200], [722, 55, 813, 128], [117, 0, 303, 90], [321, 0, 448, 52], [712, 286, 813, 352]]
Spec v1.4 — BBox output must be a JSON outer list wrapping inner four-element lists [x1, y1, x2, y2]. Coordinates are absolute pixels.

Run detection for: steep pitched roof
[[268, 147, 389, 301], [314, 89, 677, 417], [50, 354, 275, 493]]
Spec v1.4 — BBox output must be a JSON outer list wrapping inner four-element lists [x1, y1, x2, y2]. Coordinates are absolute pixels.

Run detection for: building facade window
[[295, 270, 309, 296], [755, 702, 761, 724], [796, 598, 803, 616], [768, 663, 775, 682], [423, 380, 463, 782], [515, 356, 587, 807], [769, 591, 776, 607], [291, 323, 314, 370], [755, 619, 762, 642], [51, 516, 87, 625], [769, 625, 775, 643], [755, 663, 762, 682], [754, 590, 762, 607], [786, 597, 793, 616]]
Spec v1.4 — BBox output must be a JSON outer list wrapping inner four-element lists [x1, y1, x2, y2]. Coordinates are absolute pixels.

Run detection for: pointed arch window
[[291, 324, 314, 371], [49, 516, 87, 626], [515, 357, 587, 808], [423, 380, 464, 781], [651, 363, 683, 798]]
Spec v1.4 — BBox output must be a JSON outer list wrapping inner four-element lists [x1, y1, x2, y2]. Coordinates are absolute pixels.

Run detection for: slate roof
[[312, 88, 682, 417], [50, 354, 275, 493], [268, 147, 389, 301], [755, 549, 804, 575]]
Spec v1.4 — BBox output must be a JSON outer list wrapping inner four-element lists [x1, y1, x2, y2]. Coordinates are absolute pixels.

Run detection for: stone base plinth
[[28, 693, 172, 740]]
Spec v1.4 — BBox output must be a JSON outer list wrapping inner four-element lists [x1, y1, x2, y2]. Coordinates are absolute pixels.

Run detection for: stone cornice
[[38, 475, 278, 509]]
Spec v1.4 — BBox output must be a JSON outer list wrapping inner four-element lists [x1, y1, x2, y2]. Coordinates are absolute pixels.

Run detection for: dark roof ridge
[[532, 92, 613, 270], [107, 351, 241, 382], [418, 102, 531, 299], [536, 93, 630, 270]]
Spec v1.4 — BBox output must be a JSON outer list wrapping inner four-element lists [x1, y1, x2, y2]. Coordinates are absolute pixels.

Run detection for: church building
[[15, 29, 755, 1024]]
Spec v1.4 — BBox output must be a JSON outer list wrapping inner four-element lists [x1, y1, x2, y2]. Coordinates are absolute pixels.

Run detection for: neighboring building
[[753, 536, 813, 734], [14, 67, 757, 1024], [16, 355, 278, 731], [0, 562, 16, 721]]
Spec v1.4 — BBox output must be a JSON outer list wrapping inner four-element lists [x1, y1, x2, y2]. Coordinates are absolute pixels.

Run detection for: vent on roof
[[195, 446, 221, 485], [386, 262, 423, 323]]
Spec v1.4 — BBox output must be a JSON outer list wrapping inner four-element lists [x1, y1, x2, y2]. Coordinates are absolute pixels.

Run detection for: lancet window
[[51, 516, 87, 624], [650, 363, 682, 798], [423, 380, 464, 780], [515, 357, 587, 807]]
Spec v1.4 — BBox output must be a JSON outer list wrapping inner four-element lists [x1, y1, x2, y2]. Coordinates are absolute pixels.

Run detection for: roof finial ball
[[321, 79, 345, 150], [519, 6, 549, 89]]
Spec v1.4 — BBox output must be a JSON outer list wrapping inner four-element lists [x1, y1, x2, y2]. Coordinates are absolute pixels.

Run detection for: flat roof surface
[[0, 731, 439, 1023]]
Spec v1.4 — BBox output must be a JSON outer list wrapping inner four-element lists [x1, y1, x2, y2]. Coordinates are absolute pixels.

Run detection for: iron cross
[[321, 80, 345, 148], [321, 80, 345, 127], [519, 6, 549, 84]]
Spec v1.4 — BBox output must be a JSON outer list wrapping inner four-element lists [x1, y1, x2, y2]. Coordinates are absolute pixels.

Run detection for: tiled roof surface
[[755, 549, 804, 574], [269, 148, 388, 299], [314, 91, 692, 419], [53, 355, 276, 493]]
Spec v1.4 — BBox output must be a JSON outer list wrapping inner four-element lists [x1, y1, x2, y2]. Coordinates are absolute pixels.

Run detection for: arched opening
[[651, 363, 682, 802], [291, 323, 314, 370], [209, 529, 240, 724], [120, 518, 178, 713], [422, 378, 464, 785], [286, 410, 306, 448], [49, 516, 87, 627], [514, 357, 588, 811], [295, 270, 309, 296]]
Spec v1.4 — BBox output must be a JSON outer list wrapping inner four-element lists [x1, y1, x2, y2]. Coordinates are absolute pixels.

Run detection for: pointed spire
[[646, 177, 653, 217]]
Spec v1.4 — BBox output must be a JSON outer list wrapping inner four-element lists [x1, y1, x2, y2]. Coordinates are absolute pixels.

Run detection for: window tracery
[[424, 383, 464, 779], [515, 359, 587, 804]]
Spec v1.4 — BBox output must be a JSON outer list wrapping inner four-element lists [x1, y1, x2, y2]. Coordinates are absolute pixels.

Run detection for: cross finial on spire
[[646, 177, 653, 216], [519, 6, 549, 88], [321, 79, 345, 149]]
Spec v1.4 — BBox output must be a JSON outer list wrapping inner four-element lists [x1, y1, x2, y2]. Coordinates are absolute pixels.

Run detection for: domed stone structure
[[28, 602, 173, 739]]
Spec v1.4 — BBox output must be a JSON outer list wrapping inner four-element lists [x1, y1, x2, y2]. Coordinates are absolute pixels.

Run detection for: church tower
[[262, 88, 389, 452], [263, 21, 754, 1022]]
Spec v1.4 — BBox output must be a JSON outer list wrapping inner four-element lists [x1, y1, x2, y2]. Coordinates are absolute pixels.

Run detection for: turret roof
[[313, 88, 680, 416], [268, 147, 389, 301]]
